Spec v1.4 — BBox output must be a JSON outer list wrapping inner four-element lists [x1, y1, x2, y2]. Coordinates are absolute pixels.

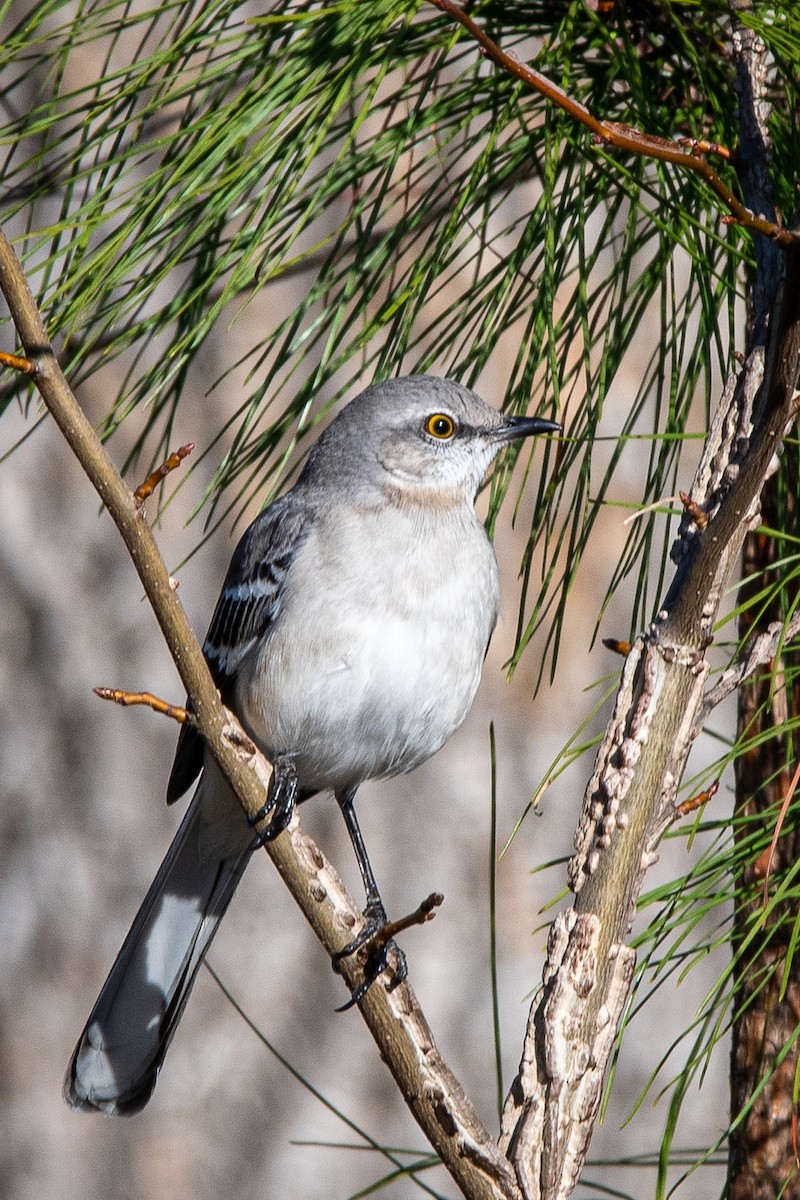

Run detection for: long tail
[[64, 760, 253, 1115]]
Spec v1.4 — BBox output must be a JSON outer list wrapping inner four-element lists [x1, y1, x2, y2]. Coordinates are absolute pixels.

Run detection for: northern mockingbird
[[64, 374, 559, 1115]]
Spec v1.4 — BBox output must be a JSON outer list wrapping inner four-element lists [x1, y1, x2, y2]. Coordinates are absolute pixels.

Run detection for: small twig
[[336, 893, 445, 1013], [428, 0, 798, 247], [133, 442, 195, 506], [677, 135, 734, 162], [93, 686, 189, 723], [696, 611, 800, 729], [679, 490, 709, 530], [675, 779, 719, 819], [0, 348, 37, 374], [370, 893, 444, 953]]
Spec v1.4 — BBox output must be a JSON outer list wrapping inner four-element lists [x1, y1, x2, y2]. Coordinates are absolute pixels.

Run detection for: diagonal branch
[[0, 230, 519, 1200]]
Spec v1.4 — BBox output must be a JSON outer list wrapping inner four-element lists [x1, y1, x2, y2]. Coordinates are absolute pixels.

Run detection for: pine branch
[[429, 0, 798, 248]]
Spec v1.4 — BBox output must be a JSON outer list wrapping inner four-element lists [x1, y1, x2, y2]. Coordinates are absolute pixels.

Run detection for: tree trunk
[[729, 461, 800, 1199]]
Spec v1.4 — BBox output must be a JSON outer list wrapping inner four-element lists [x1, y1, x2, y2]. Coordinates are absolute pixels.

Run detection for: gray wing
[[167, 493, 310, 803]]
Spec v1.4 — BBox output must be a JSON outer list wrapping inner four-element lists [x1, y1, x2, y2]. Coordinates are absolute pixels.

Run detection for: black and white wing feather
[[167, 494, 310, 802]]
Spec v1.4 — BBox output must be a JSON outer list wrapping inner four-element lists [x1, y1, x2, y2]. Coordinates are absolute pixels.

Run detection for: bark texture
[[729, 464, 800, 1200]]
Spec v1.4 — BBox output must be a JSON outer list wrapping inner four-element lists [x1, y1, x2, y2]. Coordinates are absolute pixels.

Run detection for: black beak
[[496, 414, 561, 441]]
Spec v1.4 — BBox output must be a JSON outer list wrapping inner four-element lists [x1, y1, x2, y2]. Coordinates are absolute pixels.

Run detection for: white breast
[[237, 499, 499, 795]]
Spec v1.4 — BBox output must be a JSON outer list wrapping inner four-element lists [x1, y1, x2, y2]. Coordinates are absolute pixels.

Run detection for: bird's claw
[[249, 758, 298, 847], [332, 892, 441, 1010], [333, 926, 408, 1012], [332, 895, 406, 1010]]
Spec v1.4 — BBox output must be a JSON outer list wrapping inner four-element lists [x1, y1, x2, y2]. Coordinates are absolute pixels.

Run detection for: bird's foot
[[333, 896, 403, 1011], [249, 758, 298, 847], [333, 892, 443, 1011]]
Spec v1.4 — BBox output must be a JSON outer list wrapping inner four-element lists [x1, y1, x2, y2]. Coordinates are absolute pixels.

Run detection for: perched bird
[[64, 375, 559, 1115]]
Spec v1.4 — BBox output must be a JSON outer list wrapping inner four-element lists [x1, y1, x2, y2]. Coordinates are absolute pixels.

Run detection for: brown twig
[[679, 490, 709, 530], [337, 893, 445, 1012], [0, 348, 37, 374], [676, 779, 719, 818], [370, 892, 444, 950], [677, 135, 734, 162], [428, 0, 798, 248], [133, 443, 194, 506], [93, 687, 189, 723]]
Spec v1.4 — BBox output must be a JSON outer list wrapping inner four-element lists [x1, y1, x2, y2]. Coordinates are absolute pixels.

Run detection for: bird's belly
[[238, 592, 492, 795]]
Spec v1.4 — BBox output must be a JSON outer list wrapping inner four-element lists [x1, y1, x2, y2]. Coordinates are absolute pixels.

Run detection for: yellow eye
[[424, 413, 456, 440]]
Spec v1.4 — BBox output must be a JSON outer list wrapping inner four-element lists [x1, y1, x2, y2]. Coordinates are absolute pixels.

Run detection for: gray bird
[[64, 375, 559, 1115]]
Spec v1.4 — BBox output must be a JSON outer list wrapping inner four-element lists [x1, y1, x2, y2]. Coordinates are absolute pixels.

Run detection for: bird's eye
[[424, 413, 456, 440]]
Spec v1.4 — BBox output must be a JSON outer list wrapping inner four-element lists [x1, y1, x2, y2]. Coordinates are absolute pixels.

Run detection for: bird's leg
[[332, 787, 407, 1008], [248, 756, 298, 847]]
